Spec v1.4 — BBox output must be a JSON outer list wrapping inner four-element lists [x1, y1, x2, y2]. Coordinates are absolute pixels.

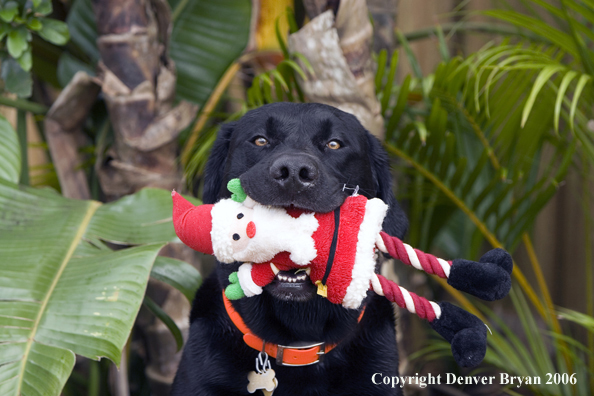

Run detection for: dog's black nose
[[270, 154, 319, 189]]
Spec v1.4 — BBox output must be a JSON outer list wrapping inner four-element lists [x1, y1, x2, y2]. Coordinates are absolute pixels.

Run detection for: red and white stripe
[[371, 273, 441, 322], [377, 231, 452, 279]]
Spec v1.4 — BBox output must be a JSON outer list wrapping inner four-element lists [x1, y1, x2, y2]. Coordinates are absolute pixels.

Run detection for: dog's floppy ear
[[202, 122, 235, 204], [367, 133, 409, 239]]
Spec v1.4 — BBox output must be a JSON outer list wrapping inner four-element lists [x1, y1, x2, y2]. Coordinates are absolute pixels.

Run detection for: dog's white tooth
[[305, 268, 311, 275], [270, 263, 279, 275]]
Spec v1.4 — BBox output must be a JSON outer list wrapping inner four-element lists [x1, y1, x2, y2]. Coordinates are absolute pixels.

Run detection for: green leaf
[[380, 51, 398, 116], [374, 49, 387, 94], [0, 115, 21, 183], [396, 29, 423, 80], [385, 74, 411, 141], [56, 52, 96, 87], [142, 296, 184, 351], [16, 46, 32, 72], [26, 18, 43, 31], [413, 120, 428, 143], [0, 57, 32, 98], [0, 22, 8, 40], [483, 10, 578, 57], [553, 70, 577, 134], [0, 180, 169, 396], [435, 25, 450, 62], [34, 0, 52, 16], [521, 65, 564, 127], [86, 188, 201, 246], [0, 1, 18, 23], [7, 28, 28, 59], [557, 308, 594, 333], [38, 18, 70, 46], [170, 0, 252, 106], [151, 256, 202, 303], [64, 0, 99, 63], [275, 14, 289, 59], [569, 74, 591, 131]]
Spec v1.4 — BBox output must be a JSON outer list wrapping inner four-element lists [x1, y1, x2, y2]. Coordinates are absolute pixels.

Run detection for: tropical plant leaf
[[170, 0, 252, 105], [558, 308, 594, 333], [63, 0, 99, 64], [0, 182, 194, 396], [151, 256, 202, 303], [0, 115, 21, 183], [142, 296, 184, 351], [0, 57, 32, 98]]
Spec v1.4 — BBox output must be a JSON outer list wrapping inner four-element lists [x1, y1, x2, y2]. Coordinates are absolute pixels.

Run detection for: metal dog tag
[[247, 369, 278, 394], [247, 350, 278, 395]]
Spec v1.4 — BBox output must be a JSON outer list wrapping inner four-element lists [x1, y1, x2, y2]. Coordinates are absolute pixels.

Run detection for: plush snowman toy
[[171, 180, 513, 368]]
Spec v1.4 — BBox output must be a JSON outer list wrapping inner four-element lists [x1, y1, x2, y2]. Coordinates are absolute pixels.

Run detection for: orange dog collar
[[222, 291, 364, 366]]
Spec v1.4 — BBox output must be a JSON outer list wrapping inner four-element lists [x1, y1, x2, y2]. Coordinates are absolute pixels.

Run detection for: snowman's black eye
[[237, 213, 244, 219], [233, 233, 240, 241]]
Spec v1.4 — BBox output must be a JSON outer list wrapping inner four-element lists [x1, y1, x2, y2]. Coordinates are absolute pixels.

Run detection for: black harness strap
[[321, 206, 340, 286]]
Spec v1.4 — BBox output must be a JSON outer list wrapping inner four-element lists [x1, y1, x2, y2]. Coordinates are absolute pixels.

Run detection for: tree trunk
[[91, 1, 198, 394], [92, 0, 197, 199], [289, 0, 384, 138]]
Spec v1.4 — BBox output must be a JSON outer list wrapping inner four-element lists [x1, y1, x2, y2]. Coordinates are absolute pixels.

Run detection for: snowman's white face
[[228, 208, 255, 254]]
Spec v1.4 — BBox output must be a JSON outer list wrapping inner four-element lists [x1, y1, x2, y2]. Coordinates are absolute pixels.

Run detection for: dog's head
[[202, 103, 408, 303]]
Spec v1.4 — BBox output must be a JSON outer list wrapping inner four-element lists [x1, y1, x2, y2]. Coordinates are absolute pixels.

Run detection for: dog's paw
[[225, 272, 245, 300], [448, 249, 512, 301]]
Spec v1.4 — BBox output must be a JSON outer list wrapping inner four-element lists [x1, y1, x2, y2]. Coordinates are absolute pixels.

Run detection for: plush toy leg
[[378, 232, 512, 301], [448, 249, 512, 301], [371, 274, 487, 368], [430, 302, 487, 368]]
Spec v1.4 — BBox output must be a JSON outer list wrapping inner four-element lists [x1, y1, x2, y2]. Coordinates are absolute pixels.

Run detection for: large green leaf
[[0, 182, 191, 396], [170, 0, 251, 105], [0, 115, 21, 183]]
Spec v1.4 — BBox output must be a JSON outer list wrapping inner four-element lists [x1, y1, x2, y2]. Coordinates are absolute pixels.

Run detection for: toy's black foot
[[430, 302, 487, 368], [448, 248, 512, 301]]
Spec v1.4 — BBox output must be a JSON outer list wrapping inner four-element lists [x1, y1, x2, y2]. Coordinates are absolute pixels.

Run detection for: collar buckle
[[276, 341, 326, 366]]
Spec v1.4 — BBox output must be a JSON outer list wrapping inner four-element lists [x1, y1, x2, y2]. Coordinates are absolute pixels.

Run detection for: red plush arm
[[250, 263, 276, 287]]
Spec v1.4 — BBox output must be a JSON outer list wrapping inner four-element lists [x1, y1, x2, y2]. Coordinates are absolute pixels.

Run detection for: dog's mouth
[[239, 174, 346, 214], [266, 266, 317, 302]]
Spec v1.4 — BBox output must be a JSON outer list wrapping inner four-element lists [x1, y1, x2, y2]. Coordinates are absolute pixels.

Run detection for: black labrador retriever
[[171, 102, 408, 396]]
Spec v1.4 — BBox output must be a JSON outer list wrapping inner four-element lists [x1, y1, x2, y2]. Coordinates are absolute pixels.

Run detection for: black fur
[[172, 103, 407, 396]]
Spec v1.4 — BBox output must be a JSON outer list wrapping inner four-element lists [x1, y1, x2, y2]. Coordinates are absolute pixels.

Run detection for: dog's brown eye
[[254, 137, 268, 147], [327, 140, 341, 150]]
